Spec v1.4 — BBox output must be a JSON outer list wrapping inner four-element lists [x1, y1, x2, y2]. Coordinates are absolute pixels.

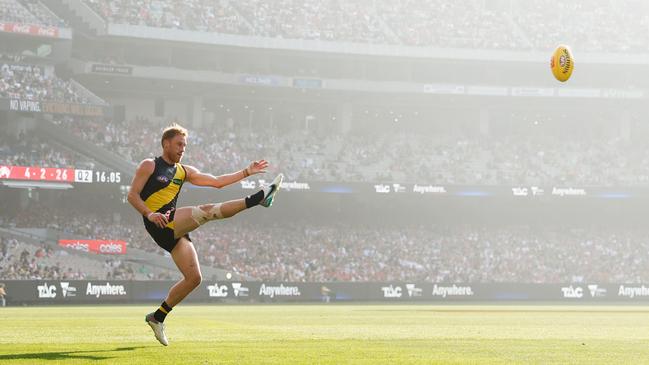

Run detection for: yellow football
[[550, 45, 574, 82]]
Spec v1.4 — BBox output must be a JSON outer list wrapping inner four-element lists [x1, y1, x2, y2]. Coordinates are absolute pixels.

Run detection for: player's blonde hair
[[161, 123, 188, 147]]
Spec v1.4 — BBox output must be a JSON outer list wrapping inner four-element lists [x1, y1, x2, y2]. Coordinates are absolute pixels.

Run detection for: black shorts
[[143, 219, 191, 253]]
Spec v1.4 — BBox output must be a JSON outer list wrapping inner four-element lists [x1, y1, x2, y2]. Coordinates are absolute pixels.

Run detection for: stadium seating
[[0, 131, 102, 170], [82, 0, 649, 52], [53, 115, 649, 186], [6, 204, 649, 283], [0, 0, 66, 27], [0, 236, 173, 280]]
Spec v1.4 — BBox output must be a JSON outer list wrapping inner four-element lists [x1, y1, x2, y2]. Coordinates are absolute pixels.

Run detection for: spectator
[[0, 283, 5, 307]]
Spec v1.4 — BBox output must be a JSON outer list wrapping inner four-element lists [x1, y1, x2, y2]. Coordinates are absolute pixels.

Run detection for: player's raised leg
[[171, 200, 244, 239], [145, 236, 201, 346], [172, 173, 284, 239]]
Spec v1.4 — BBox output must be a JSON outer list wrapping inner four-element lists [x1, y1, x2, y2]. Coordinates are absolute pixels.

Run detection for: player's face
[[163, 134, 187, 163]]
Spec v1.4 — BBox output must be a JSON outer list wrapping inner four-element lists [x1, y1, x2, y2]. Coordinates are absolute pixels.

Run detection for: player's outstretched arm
[[127, 159, 168, 228], [184, 160, 268, 189]]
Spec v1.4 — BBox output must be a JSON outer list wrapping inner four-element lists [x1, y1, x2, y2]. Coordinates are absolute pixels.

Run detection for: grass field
[[2, 304, 649, 364]]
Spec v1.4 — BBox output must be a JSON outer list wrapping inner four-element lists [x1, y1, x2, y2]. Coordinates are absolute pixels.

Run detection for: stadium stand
[[1, 0, 647, 290], [5, 202, 649, 284], [52, 115, 649, 186], [16, 0, 68, 27], [0, 0, 67, 27], [0, 236, 172, 280], [0, 57, 98, 104], [81, 0, 649, 52], [0, 130, 103, 170]]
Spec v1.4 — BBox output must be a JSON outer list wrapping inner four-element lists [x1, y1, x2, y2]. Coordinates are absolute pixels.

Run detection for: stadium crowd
[[189, 223, 649, 284], [378, 0, 519, 49], [0, 0, 67, 28], [0, 0, 644, 54], [54, 115, 649, 186], [5, 204, 649, 283], [0, 131, 99, 169], [8, 202, 154, 252], [0, 236, 140, 280], [512, 0, 649, 53], [0, 55, 93, 104], [83, 0, 649, 52]]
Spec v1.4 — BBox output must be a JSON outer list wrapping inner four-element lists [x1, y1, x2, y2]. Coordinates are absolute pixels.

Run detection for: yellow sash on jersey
[[144, 163, 185, 230]]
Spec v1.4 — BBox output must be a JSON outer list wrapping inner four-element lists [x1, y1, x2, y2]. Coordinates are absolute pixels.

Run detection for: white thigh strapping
[[190, 204, 224, 226]]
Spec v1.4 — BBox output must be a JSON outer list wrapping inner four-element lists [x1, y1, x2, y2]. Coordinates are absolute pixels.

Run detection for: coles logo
[[59, 240, 126, 255], [99, 243, 124, 254]]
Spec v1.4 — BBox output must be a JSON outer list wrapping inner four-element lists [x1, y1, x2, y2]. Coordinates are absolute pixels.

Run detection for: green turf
[[1, 304, 649, 364]]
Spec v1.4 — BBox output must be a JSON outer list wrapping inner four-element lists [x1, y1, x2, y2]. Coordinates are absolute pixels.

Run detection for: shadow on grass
[[0, 346, 153, 362]]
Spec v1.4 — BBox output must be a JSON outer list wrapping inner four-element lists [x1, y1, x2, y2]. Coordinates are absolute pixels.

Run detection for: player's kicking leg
[[172, 173, 284, 239]]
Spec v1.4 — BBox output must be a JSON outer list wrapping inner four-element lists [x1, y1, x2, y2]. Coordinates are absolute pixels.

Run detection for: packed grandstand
[[82, 0, 649, 52], [1, 0, 648, 287]]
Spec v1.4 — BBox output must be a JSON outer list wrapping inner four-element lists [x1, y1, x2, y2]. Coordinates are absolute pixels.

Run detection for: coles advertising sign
[[59, 240, 127, 255], [0, 23, 59, 38]]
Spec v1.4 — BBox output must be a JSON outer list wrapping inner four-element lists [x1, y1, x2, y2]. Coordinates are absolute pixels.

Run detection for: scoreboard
[[0, 165, 121, 184]]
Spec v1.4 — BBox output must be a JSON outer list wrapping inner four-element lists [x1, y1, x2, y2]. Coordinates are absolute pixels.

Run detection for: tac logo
[[207, 283, 228, 298], [512, 187, 544, 197], [561, 285, 583, 299], [156, 175, 169, 183], [374, 184, 391, 194], [381, 285, 402, 298], [241, 180, 256, 189], [37, 282, 57, 298]]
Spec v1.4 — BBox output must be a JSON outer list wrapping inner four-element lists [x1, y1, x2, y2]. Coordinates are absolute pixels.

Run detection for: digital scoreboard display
[[0, 165, 121, 184]]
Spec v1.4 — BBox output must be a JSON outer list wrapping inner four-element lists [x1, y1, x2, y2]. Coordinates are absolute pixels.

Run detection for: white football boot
[[145, 313, 169, 346], [260, 173, 284, 208]]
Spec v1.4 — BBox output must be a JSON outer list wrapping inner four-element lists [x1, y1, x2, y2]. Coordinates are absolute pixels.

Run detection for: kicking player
[[127, 123, 282, 346]]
